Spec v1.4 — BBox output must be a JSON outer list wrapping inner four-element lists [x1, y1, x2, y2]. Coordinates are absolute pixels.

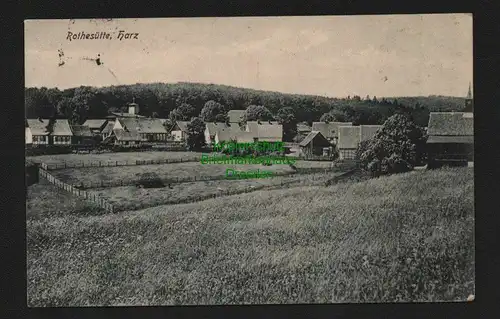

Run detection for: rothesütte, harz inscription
[[66, 30, 139, 41]]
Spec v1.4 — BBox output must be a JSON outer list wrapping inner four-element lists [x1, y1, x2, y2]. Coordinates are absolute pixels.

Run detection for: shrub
[[358, 114, 426, 176]]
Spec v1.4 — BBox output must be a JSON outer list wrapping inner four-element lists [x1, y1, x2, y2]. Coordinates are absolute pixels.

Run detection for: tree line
[[25, 82, 466, 129]]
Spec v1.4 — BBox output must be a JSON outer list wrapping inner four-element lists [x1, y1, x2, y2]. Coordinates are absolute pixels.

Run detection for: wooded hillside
[[25, 82, 466, 127]]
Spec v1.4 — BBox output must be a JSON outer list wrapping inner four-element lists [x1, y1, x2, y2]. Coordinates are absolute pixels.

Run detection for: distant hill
[[25, 82, 467, 127]]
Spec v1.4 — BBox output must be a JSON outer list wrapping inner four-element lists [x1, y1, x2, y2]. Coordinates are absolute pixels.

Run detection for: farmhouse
[[112, 118, 168, 142], [27, 119, 73, 145], [299, 131, 332, 157], [245, 121, 283, 142], [312, 121, 353, 143], [169, 121, 190, 142], [426, 112, 473, 166], [337, 125, 382, 160], [227, 110, 246, 123], [70, 125, 95, 145], [82, 119, 108, 135], [205, 122, 243, 144]]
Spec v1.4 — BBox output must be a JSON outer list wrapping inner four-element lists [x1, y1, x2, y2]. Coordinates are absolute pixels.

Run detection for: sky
[[25, 14, 473, 98]]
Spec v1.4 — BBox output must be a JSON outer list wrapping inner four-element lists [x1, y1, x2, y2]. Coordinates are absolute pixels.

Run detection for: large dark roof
[[427, 112, 473, 136], [299, 131, 330, 147]]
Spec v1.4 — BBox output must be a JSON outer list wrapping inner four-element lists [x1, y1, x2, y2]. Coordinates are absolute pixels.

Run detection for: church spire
[[466, 82, 472, 99]]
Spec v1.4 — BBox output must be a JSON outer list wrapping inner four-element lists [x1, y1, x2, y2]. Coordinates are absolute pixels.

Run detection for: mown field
[[27, 167, 474, 306], [50, 160, 331, 186], [26, 151, 205, 166], [88, 171, 345, 211]]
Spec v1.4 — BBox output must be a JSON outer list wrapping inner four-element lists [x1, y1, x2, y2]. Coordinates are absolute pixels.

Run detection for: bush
[[358, 114, 425, 176]]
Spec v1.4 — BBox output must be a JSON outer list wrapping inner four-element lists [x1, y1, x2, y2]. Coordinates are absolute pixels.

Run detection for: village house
[[227, 110, 246, 123], [70, 125, 95, 145], [245, 121, 283, 142], [299, 131, 332, 157], [312, 121, 353, 144], [205, 122, 243, 145], [111, 118, 168, 142], [337, 125, 383, 160], [426, 84, 473, 167], [169, 121, 190, 142], [27, 119, 73, 145]]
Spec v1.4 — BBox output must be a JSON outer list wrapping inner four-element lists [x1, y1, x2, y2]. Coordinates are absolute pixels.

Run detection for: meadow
[[50, 160, 331, 186], [27, 167, 474, 306], [88, 170, 346, 211]]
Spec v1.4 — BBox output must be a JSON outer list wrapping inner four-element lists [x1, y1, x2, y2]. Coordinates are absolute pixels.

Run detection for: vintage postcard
[[25, 14, 474, 306]]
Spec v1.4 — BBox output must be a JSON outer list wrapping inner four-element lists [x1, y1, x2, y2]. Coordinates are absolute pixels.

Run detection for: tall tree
[[186, 117, 206, 151], [319, 109, 347, 122], [276, 107, 298, 142], [242, 105, 273, 122], [200, 100, 226, 122], [169, 103, 197, 121]]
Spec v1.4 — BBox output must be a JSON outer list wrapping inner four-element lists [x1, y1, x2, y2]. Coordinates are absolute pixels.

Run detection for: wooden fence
[[113, 169, 359, 212], [40, 156, 202, 171], [39, 168, 115, 213], [71, 170, 300, 190]]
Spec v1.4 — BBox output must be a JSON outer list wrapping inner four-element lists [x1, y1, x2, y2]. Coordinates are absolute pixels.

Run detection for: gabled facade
[[27, 119, 73, 145], [169, 121, 190, 142]]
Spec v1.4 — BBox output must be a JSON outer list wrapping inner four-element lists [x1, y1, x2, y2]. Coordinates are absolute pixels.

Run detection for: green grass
[[26, 167, 474, 306], [50, 161, 330, 186], [26, 151, 205, 166], [88, 171, 345, 211]]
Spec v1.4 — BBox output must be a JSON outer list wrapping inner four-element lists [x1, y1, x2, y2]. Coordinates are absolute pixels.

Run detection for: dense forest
[[25, 82, 467, 127]]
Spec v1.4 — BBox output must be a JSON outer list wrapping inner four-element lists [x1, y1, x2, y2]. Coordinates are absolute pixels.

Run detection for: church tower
[[464, 82, 473, 112]]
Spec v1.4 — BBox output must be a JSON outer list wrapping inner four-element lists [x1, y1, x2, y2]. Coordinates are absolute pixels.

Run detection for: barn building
[[299, 131, 332, 157], [426, 112, 473, 167], [426, 85, 474, 167]]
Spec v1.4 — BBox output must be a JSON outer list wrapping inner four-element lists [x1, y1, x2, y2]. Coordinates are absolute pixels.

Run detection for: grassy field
[[26, 151, 205, 165], [26, 179, 106, 220], [88, 171, 346, 211], [50, 161, 330, 186], [27, 167, 474, 306]]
